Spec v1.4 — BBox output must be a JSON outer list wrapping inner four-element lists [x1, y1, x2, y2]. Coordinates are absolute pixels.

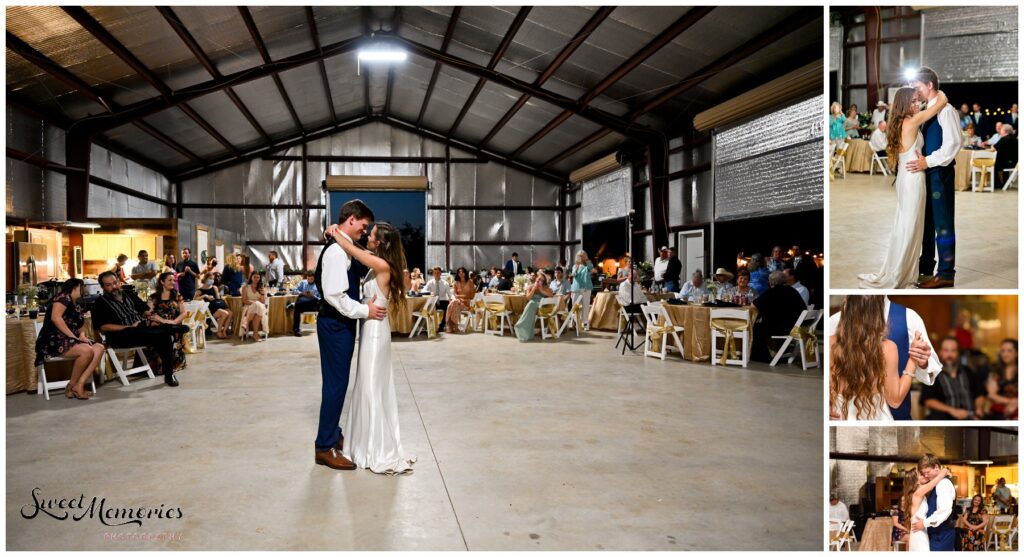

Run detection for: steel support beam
[[239, 7, 305, 134], [306, 7, 338, 124], [415, 7, 461, 127]]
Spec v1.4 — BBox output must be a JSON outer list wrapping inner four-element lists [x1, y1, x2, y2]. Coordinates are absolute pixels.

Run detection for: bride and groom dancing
[[829, 295, 942, 420], [859, 67, 960, 290], [894, 454, 957, 552], [312, 199, 415, 475]]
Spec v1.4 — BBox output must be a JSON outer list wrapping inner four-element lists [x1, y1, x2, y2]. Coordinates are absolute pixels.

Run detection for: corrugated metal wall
[[88, 145, 172, 219], [713, 94, 824, 221], [830, 25, 843, 73], [5, 107, 68, 221], [922, 6, 1018, 83]]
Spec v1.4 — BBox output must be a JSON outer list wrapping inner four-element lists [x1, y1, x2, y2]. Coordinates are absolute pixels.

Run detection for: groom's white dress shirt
[[828, 297, 942, 385], [924, 96, 963, 169], [321, 231, 369, 319], [924, 477, 955, 529]]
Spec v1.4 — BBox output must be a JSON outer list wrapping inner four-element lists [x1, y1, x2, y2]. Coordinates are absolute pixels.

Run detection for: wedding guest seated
[[870, 120, 888, 157], [196, 272, 232, 339], [34, 278, 105, 399], [766, 245, 786, 272], [985, 338, 1018, 419], [487, 267, 501, 290], [733, 269, 757, 303], [495, 269, 513, 291], [844, 108, 860, 138], [410, 268, 425, 291], [469, 271, 483, 293], [751, 271, 807, 363], [922, 337, 982, 420], [201, 257, 218, 283], [981, 122, 1004, 147], [993, 124, 1018, 187], [403, 269, 413, 294], [963, 122, 983, 148], [712, 267, 735, 292], [287, 271, 320, 337], [240, 272, 269, 342], [221, 254, 246, 296], [829, 494, 849, 527], [446, 268, 475, 333], [149, 271, 188, 374], [747, 253, 770, 295], [677, 270, 709, 301], [513, 271, 556, 342], [424, 267, 452, 324], [550, 267, 570, 296], [993, 478, 1013, 513], [92, 271, 184, 387], [617, 269, 647, 314], [784, 267, 810, 305]]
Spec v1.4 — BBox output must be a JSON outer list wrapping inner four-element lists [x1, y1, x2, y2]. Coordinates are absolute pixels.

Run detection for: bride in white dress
[[893, 467, 949, 551], [858, 88, 948, 289], [829, 296, 916, 420], [330, 222, 415, 475]]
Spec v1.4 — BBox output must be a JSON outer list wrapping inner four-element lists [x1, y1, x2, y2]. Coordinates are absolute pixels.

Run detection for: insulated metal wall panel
[[922, 6, 1018, 83], [713, 95, 823, 221], [90, 145, 172, 204], [830, 26, 843, 73]]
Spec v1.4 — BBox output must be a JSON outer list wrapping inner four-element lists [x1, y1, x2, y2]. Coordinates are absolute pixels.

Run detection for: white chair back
[[421, 295, 438, 313], [538, 296, 560, 310], [971, 150, 997, 161], [482, 293, 504, 305], [709, 307, 750, 321], [640, 301, 669, 325]]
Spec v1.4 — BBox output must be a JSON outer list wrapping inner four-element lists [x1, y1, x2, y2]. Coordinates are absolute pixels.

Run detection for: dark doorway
[[327, 190, 426, 272]]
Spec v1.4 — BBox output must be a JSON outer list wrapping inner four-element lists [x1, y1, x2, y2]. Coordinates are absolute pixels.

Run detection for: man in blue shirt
[[288, 271, 320, 336]]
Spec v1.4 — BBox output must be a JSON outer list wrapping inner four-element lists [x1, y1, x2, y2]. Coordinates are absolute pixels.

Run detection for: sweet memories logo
[[21, 488, 184, 527]]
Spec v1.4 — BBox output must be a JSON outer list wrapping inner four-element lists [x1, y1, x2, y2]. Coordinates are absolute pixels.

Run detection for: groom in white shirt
[[912, 454, 956, 550]]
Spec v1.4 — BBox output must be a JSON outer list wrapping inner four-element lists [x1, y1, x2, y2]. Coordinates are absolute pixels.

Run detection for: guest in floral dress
[[147, 272, 188, 372], [957, 495, 988, 551], [34, 278, 106, 399]]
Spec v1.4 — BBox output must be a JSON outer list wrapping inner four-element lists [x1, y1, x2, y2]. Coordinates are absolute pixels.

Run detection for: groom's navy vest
[[314, 238, 364, 327], [921, 111, 955, 170], [926, 478, 957, 547], [885, 302, 912, 420]]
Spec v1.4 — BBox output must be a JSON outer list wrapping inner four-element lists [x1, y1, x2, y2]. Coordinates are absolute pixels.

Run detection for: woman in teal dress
[[829, 102, 846, 141], [514, 272, 556, 342], [570, 250, 594, 330]]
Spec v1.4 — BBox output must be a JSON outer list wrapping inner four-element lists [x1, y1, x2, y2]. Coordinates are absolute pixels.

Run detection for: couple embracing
[[859, 67, 960, 289], [894, 454, 957, 551], [312, 199, 415, 475]]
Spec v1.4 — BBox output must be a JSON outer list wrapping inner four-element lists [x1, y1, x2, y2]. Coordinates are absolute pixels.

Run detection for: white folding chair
[[1002, 163, 1018, 190], [831, 141, 848, 179], [770, 308, 823, 370], [710, 307, 750, 368], [182, 300, 207, 352], [556, 295, 582, 337], [299, 311, 318, 332], [615, 291, 646, 346], [640, 302, 684, 360], [535, 296, 561, 340], [970, 150, 997, 192], [98, 332, 156, 386], [33, 322, 98, 400], [459, 292, 485, 332], [482, 294, 513, 336], [409, 295, 438, 338], [987, 515, 1014, 550], [835, 519, 854, 551], [870, 152, 889, 176]]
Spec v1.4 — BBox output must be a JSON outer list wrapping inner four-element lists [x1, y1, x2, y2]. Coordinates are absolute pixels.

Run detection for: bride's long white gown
[[908, 499, 930, 552], [858, 134, 926, 289], [342, 273, 415, 475]]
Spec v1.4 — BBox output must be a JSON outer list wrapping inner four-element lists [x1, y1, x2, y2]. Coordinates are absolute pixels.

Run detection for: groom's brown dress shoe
[[315, 448, 356, 470], [918, 276, 954, 289]]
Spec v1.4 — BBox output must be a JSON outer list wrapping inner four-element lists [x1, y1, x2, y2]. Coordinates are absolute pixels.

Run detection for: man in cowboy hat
[[712, 267, 735, 291], [872, 100, 888, 127]]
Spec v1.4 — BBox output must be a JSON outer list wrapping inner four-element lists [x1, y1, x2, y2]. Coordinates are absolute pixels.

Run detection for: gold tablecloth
[[6, 316, 114, 395], [661, 304, 758, 362], [588, 291, 621, 331], [954, 148, 1000, 191], [390, 296, 428, 334], [501, 293, 530, 323], [843, 138, 874, 172], [859, 517, 892, 551], [223, 295, 296, 337]]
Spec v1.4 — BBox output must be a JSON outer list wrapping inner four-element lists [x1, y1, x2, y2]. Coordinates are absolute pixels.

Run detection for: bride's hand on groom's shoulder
[[324, 224, 341, 240]]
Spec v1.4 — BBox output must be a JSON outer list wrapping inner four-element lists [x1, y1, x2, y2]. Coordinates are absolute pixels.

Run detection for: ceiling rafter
[[362, 7, 373, 116], [238, 6, 306, 134], [446, 6, 531, 137], [62, 7, 240, 157], [415, 6, 461, 127], [508, 7, 714, 159], [5, 30, 203, 164], [541, 8, 822, 170], [305, 7, 337, 124], [479, 6, 615, 147], [157, 6, 271, 144]]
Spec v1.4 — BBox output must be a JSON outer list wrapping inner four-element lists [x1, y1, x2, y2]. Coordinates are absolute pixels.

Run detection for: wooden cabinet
[[875, 476, 904, 513], [82, 235, 108, 259], [107, 235, 133, 260], [132, 236, 156, 259]]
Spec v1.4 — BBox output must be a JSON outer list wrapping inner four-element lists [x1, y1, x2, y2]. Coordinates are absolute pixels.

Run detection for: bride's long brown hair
[[901, 468, 920, 526], [885, 87, 918, 170], [831, 296, 888, 419], [371, 222, 407, 315]]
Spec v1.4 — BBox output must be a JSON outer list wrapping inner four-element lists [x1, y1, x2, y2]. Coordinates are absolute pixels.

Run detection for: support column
[[444, 145, 452, 269], [647, 139, 669, 253], [175, 181, 183, 218], [864, 8, 881, 109], [65, 131, 91, 221], [558, 183, 568, 263], [301, 143, 309, 269]]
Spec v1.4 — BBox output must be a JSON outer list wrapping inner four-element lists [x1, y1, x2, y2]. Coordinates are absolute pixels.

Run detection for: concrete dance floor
[[7, 328, 822, 550]]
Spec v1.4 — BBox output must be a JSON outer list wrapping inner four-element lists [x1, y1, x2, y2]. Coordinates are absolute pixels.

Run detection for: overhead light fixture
[[903, 68, 918, 81], [358, 48, 407, 63], [968, 460, 994, 465], [64, 222, 101, 229]]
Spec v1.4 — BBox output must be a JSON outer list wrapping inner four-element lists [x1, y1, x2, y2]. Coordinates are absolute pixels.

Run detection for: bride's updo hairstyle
[[885, 86, 918, 170], [371, 221, 408, 314], [831, 295, 888, 419]]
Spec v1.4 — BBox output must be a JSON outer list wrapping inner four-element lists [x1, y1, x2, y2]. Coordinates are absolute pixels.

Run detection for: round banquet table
[[858, 517, 893, 551], [661, 304, 758, 362], [390, 296, 428, 334], [953, 148, 1000, 191], [223, 294, 297, 337], [588, 291, 621, 331], [843, 138, 874, 172]]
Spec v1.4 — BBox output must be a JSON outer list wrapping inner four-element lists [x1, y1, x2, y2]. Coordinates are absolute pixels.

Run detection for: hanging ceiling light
[[357, 44, 407, 63]]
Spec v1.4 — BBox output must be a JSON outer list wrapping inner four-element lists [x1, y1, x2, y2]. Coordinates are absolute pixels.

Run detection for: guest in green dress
[[514, 271, 556, 342], [570, 250, 594, 330]]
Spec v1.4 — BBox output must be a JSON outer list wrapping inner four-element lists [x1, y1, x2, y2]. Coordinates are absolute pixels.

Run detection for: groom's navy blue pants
[[919, 165, 956, 280], [929, 526, 956, 551], [315, 315, 356, 452]]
